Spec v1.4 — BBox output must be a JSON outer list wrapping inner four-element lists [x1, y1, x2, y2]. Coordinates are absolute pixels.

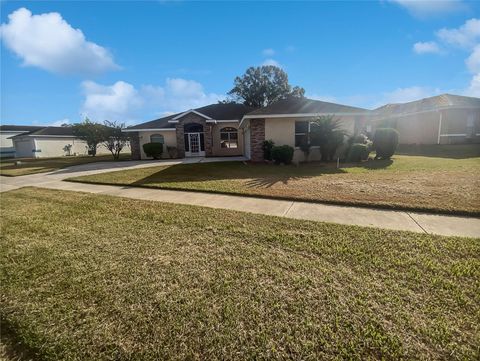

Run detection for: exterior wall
[[137, 130, 177, 159], [211, 122, 244, 157], [249, 119, 265, 162], [244, 122, 251, 159], [13, 136, 131, 158], [263, 115, 359, 163], [370, 108, 480, 145], [0, 131, 25, 157]]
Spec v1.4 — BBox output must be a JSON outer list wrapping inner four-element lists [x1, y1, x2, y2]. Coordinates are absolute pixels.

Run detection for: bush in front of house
[[271, 145, 294, 165], [347, 143, 370, 162], [262, 140, 275, 161], [374, 128, 399, 159], [143, 142, 163, 159]]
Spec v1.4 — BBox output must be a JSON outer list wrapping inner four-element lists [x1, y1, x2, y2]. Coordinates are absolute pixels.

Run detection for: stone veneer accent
[[129, 132, 141, 160], [250, 118, 265, 162], [175, 113, 213, 158]]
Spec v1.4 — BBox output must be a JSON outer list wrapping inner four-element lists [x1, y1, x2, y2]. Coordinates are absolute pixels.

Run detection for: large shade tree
[[228, 66, 305, 107]]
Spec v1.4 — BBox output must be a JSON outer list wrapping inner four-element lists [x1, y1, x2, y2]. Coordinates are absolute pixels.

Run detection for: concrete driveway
[[1, 157, 479, 238]]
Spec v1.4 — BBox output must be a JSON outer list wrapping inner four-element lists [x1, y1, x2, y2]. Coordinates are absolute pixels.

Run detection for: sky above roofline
[[1, 0, 480, 126]]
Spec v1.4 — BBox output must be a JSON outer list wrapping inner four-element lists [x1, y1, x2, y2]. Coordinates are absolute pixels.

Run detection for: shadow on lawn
[[131, 161, 351, 188]]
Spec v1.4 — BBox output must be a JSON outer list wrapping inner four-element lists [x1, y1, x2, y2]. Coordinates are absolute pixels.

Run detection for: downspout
[[437, 110, 443, 145]]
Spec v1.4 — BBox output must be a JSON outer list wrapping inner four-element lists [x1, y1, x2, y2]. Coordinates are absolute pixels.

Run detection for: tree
[[310, 115, 346, 162], [103, 120, 129, 160], [72, 118, 106, 156], [228, 66, 305, 107]]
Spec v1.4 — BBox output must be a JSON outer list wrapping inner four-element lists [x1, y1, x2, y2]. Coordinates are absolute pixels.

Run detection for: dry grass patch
[[68, 154, 480, 215], [1, 188, 479, 360]]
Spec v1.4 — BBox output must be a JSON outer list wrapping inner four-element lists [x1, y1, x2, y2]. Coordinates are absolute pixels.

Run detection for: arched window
[[150, 134, 164, 143], [220, 127, 238, 149], [184, 123, 203, 133]]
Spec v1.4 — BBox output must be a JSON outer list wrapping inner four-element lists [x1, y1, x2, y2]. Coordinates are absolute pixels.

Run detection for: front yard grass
[[0, 153, 131, 176], [68, 154, 480, 215], [1, 188, 479, 360]]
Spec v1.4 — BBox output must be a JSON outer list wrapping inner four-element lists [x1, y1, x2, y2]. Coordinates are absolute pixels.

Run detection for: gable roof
[[244, 97, 368, 118], [9, 126, 76, 138], [127, 103, 256, 130], [374, 94, 480, 117], [0, 125, 44, 132]]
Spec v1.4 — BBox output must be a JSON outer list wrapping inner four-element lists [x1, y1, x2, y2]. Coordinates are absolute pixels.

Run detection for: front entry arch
[[184, 123, 205, 157]]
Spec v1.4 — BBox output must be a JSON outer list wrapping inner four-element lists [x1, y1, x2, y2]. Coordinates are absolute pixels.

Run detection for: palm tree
[[310, 115, 346, 162]]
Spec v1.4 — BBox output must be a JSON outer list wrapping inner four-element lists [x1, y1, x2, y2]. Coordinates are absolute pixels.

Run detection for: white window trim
[[439, 134, 468, 137], [220, 128, 239, 149], [172, 109, 212, 121]]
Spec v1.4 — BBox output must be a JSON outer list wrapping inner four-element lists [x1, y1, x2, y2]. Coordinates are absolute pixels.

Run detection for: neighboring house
[[370, 94, 480, 145], [125, 98, 368, 162], [0, 125, 43, 157], [8, 126, 130, 158]]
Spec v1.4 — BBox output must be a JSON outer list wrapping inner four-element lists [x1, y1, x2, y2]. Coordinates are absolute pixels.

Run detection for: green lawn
[[68, 154, 480, 215], [0, 153, 131, 176], [1, 188, 479, 360]]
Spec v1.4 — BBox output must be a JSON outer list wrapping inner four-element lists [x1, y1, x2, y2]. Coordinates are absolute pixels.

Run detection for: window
[[220, 127, 238, 148], [295, 121, 309, 147], [150, 134, 164, 143], [184, 123, 203, 133]]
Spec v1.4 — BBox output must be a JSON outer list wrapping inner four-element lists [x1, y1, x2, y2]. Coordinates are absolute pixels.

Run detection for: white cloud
[[464, 73, 480, 97], [81, 81, 143, 122], [466, 45, 480, 73], [262, 48, 275, 56], [381, 86, 441, 104], [437, 18, 480, 49], [262, 58, 281, 67], [389, 0, 467, 18], [0, 7, 118, 75], [81, 78, 224, 123], [413, 41, 441, 54], [49, 118, 70, 127]]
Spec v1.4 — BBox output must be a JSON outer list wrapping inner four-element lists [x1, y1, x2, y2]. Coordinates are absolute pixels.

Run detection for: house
[[370, 94, 480, 145], [0, 125, 43, 157], [124, 103, 255, 159], [7, 126, 130, 158], [125, 99, 368, 162]]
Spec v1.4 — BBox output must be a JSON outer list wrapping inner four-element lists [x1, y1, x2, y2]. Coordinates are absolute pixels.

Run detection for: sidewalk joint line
[[406, 212, 429, 234], [282, 201, 295, 217]]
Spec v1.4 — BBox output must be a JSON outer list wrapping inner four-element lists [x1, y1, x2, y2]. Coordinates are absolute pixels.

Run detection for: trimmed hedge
[[262, 140, 275, 161], [374, 128, 399, 159], [347, 143, 370, 162], [143, 142, 164, 159], [271, 145, 294, 165]]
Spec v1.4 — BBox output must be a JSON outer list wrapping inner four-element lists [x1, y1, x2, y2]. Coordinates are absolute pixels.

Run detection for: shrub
[[262, 140, 275, 161], [347, 143, 370, 162], [299, 139, 311, 162], [374, 128, 399, 159], [271, 145, 294, 165], [143, 142, 164, 159]]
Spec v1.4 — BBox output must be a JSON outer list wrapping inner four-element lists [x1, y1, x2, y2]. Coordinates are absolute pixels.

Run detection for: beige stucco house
[[369, 94, 480, 145], [125, 99, 368, 162], [7, 126, 130, 158], [0, 125, 43, 157]]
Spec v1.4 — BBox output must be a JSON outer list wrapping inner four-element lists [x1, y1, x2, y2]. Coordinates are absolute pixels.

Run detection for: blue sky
[[1, 0, 480, 126]]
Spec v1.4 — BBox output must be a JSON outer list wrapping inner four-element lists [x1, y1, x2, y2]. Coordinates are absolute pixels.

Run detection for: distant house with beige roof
[[370, 94, 480, 145]]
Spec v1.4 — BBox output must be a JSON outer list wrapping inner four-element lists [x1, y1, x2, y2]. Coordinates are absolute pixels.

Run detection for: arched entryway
[[184, 123, 205, 157]]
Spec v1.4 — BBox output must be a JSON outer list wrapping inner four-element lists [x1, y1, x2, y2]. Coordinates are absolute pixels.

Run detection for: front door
[[185, 133, 205, 157]]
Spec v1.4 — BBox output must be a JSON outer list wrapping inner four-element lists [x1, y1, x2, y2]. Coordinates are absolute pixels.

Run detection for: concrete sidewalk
[[1, 158, 479, 238]]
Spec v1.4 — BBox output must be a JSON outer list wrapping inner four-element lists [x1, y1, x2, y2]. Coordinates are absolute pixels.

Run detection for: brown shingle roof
[[128, 103, 256, 130], [245, 97, 367, 117], [374, 94, 480, 117]]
